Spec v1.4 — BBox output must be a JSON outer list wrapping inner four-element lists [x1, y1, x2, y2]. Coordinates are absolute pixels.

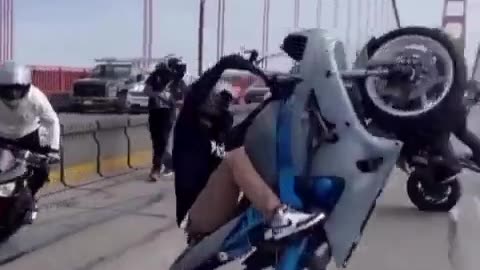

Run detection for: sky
[[13, 0, 480, 74]]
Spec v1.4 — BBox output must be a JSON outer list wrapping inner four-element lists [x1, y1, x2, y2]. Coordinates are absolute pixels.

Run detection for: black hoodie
[[172, 62, 269, 226]]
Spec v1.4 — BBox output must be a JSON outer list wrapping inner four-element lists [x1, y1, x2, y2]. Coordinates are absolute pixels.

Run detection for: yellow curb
[[99, 155, 129, 175], [48, 150, 152, 187], [130, 150, 152, 168], [49, 162, 98, 185]]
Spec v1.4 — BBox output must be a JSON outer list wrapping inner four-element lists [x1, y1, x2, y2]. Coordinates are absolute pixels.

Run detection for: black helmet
[[167, 57, 187, 77]]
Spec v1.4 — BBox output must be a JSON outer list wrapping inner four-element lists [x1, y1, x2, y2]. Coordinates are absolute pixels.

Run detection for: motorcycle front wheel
[[0, 187, 33, 243], [359, 27, 467, 135], [406, 171, 462, 212]]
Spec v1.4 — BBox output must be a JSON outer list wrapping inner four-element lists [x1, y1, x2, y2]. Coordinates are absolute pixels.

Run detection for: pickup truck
[[70, 59, 149, 113]]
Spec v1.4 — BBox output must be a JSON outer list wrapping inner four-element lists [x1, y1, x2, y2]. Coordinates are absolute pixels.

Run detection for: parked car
[[244, 86, 269, 104]]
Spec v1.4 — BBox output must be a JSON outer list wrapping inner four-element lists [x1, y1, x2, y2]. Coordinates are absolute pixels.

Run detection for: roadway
[[1, 168, 480, 270], [2, 107, 480, 270]]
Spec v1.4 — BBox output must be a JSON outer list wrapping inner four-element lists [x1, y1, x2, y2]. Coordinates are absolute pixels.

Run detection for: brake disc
[[365, 34, 454, 117]]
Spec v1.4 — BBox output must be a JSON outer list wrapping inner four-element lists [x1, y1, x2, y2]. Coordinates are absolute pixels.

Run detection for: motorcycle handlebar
[[0, 140, 58, 166]]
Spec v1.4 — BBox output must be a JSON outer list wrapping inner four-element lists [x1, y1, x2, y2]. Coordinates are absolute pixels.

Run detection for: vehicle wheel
[[70, 104, 85, 113], [116, 91, 131, 114], [0, 188, 32, 243], [358, 27, 467, 135], [0, 218, 23, 243], [406, 171, 462, 212]]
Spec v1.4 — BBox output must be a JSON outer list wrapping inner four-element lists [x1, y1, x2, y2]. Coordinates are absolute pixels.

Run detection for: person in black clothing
[[173, 54, 325, 242], [144, 58, 187, 182]]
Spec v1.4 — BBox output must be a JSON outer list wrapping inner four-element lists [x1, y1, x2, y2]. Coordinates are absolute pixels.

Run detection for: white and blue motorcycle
[[170, 26, 462, 269]]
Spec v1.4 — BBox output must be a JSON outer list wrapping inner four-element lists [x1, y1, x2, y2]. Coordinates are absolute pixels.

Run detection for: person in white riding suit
[[0, 62, 60, 223]]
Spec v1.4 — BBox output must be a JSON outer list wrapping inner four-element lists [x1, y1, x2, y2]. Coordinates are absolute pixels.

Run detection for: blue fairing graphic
[[277, 101, 304, 209], [220, 101, 344, 269]]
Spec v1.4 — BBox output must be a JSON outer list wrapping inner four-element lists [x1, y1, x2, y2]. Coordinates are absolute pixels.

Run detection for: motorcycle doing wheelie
[[0, 142, 58, 242], [170, 26, 460, 270]]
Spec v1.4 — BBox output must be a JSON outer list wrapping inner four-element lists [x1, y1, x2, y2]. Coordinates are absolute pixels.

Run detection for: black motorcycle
[[0, 143, 57, 242]]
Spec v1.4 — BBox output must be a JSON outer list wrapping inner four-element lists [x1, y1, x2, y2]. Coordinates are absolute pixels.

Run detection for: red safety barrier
[[29, 65, 90, 96]]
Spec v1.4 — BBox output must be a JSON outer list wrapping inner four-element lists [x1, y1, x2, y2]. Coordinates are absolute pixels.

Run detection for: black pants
[[421, 111, 480, 178], [454, 115, 480, 162], [1, 130, 49, 197], [148, 108, 175, 170]]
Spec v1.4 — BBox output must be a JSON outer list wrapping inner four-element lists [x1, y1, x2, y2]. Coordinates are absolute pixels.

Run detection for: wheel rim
[[416, 181, 452, 204], [365, 35, 454, 117]]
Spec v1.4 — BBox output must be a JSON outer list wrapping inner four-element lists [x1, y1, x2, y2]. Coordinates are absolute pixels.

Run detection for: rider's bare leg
[[226, 147, 283, 218], [187, 147, 325, 240], [188, 147, 280, 234]]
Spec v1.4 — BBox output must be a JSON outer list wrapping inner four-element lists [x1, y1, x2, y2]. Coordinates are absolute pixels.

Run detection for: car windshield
[[91, 64, 132, 79]]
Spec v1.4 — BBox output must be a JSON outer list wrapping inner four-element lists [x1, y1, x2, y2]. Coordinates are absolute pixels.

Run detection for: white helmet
[[0, 62, 32, 107], [0, 62, 32, 85]]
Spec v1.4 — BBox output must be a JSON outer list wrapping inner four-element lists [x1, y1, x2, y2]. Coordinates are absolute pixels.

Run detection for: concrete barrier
[[49, 119, 99, 184], [95, 116, 130, 177], [127, 115, 152, 169], [47, 104, 257, 189]]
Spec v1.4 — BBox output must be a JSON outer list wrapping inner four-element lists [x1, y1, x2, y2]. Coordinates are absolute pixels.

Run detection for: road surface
[[0, 167, 479, 270]]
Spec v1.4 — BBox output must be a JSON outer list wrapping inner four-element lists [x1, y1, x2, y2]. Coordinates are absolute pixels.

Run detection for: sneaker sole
[[264, 212, 326, 241]]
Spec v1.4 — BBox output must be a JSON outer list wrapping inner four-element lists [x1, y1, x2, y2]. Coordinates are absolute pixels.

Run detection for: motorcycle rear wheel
[[406, 171, 461, 212]]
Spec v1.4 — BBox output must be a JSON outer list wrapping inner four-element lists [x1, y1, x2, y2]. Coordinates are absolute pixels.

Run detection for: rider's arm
[[184, 63, 226, 108], [171, 79, 188, 102], [143, 70, 160, 97], [33, 86, 60, 151], [144, 68, 172, 96], [225, 98, 272, 150]]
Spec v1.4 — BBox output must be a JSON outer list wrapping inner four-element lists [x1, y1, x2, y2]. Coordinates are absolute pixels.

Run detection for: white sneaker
[[162, 166, 174, 177], [24, 203, 39, 225], [264, 205, 326, 241]]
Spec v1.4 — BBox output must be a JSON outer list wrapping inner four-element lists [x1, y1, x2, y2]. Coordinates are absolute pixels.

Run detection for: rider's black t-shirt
[[172, 99, 228, 226]]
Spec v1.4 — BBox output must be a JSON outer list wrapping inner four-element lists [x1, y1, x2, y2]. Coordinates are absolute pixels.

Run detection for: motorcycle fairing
[[0, 164, 27, 183], [0, 148, 27, 183], [169, 215, 244, 270], [244, 28, 403, 267], [169, 208, 265, 270]]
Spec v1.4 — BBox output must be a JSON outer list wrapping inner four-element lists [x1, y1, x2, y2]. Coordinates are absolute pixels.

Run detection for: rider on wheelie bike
[[172, 54, 324, 244], [0, 62, 60, 223]]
